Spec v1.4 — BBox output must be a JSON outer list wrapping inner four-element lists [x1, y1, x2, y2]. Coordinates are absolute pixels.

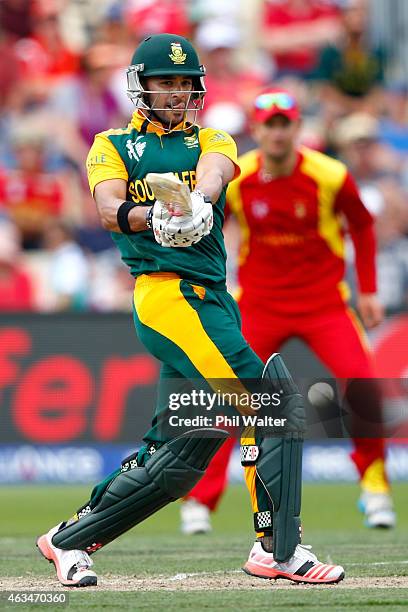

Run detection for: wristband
[[117, 201, 138, 234]]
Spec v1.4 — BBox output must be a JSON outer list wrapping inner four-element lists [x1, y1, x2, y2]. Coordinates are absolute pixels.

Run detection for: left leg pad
[[52, 433, 226, 553]]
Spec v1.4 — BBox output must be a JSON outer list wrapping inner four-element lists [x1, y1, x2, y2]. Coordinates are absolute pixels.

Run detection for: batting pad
[[243, 353, 305, 562], [52, 432, 227, 553]]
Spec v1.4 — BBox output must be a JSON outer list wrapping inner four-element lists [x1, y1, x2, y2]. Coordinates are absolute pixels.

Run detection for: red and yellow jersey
[[227, 146, 376, 313]]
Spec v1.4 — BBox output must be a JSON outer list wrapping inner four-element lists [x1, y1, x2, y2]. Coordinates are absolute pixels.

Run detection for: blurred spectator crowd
[[0, 0, 408, 313]]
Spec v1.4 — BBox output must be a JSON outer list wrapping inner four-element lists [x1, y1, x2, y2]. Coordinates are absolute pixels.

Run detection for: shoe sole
[[36, 535, 97, 587], [365, 521, 395, 529], [243, 563, 345, 585]]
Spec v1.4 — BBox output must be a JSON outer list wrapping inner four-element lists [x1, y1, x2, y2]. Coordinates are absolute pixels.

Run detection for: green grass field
[[1, 483, 408, 610]]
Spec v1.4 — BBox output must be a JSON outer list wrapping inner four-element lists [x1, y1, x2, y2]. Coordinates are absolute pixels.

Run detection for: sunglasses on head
[[254, 92, 296, 111]]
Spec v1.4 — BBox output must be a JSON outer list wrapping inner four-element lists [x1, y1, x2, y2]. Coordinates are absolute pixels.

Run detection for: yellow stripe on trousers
[[244, 466, 259, 515], [241, 428, 259, 518], [346, 307, 372, 356], [134, 274, 241, 381]]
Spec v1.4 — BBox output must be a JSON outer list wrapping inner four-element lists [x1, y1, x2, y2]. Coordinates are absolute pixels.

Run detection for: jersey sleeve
[[86, 133, 128, 194], [335, 171, 377, 293], [198, 128, 241, 179]]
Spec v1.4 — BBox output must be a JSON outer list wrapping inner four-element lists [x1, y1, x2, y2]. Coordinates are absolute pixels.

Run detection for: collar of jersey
[[131, 110, 188, 136]]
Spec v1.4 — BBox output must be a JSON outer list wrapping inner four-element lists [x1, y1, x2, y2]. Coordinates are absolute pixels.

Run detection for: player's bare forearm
[[196, 153, 236, 203], [357, 293, 384, 329], [94, 178, 151, 233], [100, 200, 150, 233]]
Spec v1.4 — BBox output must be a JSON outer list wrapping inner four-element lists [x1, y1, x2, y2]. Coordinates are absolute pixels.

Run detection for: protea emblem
[[169, 42, 187, 64]]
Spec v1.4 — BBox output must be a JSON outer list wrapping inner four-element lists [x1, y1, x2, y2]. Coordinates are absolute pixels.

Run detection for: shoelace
[[295, 544, 318, 563]]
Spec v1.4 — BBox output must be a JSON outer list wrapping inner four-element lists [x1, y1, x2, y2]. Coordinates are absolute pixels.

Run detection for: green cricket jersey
[[86, 111, 240, 287]]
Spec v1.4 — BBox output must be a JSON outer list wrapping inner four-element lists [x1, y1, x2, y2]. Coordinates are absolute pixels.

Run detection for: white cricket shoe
[[243, 541, 345, 584], [180, 499, 211, 535], [37, 523, 97, 587], [358, 491, 396, 529]]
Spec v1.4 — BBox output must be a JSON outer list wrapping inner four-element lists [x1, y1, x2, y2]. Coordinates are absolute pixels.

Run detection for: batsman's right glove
[[151, 199, 172, 247]]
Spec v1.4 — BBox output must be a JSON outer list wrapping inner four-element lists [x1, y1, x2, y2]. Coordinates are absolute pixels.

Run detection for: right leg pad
[[242, 354, 305, 563]]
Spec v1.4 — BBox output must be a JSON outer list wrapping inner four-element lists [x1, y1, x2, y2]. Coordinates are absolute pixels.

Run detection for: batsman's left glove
[[163, 191, 213, 248]]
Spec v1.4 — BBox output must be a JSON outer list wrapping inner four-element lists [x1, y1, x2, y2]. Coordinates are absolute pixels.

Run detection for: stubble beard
[[151, 108, 185, 128]]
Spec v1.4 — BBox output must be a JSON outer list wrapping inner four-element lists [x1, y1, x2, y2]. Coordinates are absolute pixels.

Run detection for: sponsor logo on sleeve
[[209, 132, 228, 143]]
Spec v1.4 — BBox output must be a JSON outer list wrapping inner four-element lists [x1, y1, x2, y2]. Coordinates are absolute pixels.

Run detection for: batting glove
[[151, 199, 173, 247], [163, 191, 213, 248]]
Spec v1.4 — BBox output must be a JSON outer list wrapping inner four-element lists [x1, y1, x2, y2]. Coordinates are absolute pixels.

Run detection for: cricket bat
[[146, 172, 192, 215]]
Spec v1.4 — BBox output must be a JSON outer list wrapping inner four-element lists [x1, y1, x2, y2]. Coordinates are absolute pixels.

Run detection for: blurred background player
[[181, 87, 395, 535]]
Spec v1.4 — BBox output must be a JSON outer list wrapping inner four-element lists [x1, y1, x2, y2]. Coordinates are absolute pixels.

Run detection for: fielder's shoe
[[243, 541, 345, 584], [180, 499, 211, 535], [358, 491, 396, 529], [37, 523, 97, 587]]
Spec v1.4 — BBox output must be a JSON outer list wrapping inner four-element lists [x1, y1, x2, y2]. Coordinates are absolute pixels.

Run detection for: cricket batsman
[[182, 87, 395, 534], [36, 35, 344, 587]]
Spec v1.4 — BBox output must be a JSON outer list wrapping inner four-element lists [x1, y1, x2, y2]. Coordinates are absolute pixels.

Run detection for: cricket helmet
[[126, 34, 206, 128]]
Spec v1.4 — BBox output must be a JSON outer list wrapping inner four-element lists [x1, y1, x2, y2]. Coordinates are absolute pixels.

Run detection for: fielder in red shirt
[[181, 88, 395, 535]]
